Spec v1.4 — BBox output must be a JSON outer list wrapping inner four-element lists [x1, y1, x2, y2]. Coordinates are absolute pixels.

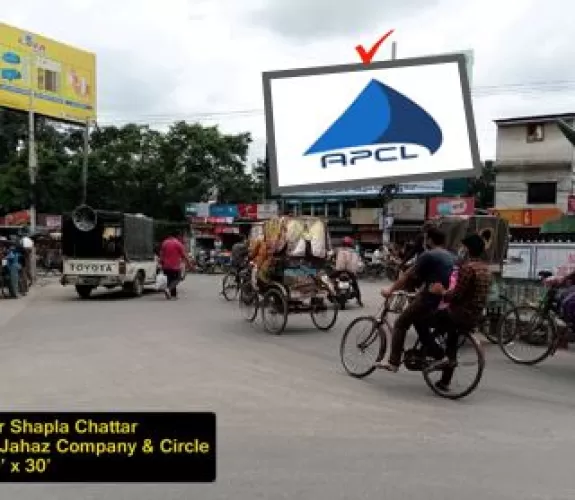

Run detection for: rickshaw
[[238, 216, 339, 335]]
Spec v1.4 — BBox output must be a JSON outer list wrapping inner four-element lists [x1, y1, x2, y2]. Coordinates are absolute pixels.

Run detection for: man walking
[[159, 230, 192, 300]]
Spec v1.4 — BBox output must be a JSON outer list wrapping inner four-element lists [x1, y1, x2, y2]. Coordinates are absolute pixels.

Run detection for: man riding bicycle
[[377, 227, 454, 372], [230, 236, 250, 277]]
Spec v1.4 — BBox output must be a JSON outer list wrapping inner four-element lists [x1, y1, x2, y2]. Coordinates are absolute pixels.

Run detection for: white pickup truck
[[60, 210, 158, 299], [62, 258, 158, 298]]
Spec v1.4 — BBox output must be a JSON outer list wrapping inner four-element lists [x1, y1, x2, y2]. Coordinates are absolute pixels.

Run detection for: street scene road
[[1, 276, 574, 500]]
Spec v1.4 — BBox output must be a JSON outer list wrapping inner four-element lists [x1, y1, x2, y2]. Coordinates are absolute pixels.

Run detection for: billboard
[[263, 53, 480, 194], [0, 22, 96, 123]]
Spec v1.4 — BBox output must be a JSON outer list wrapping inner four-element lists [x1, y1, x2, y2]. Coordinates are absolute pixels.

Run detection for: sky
[[3, 0, 575, 167]]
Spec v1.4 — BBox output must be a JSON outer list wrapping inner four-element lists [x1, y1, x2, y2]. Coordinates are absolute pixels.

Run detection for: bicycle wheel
[[238, 282, 258, 322], [261, 288, 288, 335], [423, 332, 485, 400], [222, 272, 239, 301], [481, 295, 516, 344], [498, 305, 556, 365], [340, 316, 387, 378], [310, 295, 338, 331]]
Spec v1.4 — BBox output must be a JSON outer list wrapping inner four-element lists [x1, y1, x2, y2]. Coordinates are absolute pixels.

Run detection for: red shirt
[[160, 237, 186, 271]]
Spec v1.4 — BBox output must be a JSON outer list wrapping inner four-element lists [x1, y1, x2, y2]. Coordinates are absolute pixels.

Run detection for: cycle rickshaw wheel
[[239, 282, 258, 322], [423, 332, 485, 400], [261, 287, 288, 335], [310, 290, 339, 331], [340, 316, 387, 378]]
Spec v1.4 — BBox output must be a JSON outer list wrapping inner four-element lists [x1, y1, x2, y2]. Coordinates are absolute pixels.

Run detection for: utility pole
[[28, 71, 37, 234], [82, 119, 90, 204]]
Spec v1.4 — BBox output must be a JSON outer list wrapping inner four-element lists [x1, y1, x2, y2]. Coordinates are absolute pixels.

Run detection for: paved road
[[1, 276, 575, 499]]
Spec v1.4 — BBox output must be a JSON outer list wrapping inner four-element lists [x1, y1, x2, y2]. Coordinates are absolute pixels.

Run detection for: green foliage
[[467, 160, 495, 209], [0, 110, 265, 220]]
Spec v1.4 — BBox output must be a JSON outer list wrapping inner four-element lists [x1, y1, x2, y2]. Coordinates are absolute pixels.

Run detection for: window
[[37, 68, 60, 93], [327, 202, 341, 218], [526, 123, 544, 143], [300, 203, 312, 216], [311, 203, 326, 217], [527, 182, 556, 204]]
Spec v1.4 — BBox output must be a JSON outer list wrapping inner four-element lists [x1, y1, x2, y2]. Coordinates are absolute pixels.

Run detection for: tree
[[0, 114, 264, 220], [468, 160, 495, 209]]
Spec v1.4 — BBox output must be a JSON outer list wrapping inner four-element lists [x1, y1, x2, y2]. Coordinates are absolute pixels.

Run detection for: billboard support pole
[[380, 41, 398, 246], [82, 120, 90, 204]]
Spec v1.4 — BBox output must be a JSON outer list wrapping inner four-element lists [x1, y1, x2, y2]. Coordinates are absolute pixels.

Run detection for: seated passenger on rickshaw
[[248, 218, 329, 294]]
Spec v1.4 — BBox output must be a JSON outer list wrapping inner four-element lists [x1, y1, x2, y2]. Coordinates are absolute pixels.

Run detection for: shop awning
[[541, 215, 575, 233]]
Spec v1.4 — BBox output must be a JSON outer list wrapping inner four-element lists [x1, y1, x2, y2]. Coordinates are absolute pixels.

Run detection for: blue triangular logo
[[304, 79, 443, 155]]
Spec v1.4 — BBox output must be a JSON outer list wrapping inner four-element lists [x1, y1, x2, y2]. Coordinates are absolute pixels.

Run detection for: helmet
[[342, 236, 354, 247]]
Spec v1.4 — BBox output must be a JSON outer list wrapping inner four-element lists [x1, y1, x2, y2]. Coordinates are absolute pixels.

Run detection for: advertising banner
[[263, 53, 480, 194], [0, 23, 96, 123], [238, 203, 258, 219], [257, 203, 278, 219], [428, 196, 475, 217], [208, 204, 238, 218], [388, 198, 426, 220]]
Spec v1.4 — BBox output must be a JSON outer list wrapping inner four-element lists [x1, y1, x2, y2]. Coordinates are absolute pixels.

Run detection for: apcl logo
[[303, 79, 443, 167]]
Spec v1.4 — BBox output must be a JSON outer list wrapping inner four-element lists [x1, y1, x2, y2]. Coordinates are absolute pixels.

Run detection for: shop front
[[387, 198, 426, 243], [187, 202, 279, 255], [490, 207, 563, 241], [327, 220, 356, 246], [357, 225, 382, 249], [350, 208, 380, 250]]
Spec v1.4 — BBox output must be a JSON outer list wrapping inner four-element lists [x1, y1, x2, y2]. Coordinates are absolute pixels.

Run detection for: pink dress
[[438, 266, 459, 310]]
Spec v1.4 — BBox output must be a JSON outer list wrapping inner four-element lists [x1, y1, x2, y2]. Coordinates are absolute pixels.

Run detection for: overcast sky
[[4, 0, 575, 166]]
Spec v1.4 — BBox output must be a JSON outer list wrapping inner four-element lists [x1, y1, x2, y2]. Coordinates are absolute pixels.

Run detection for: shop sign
[[428, 196, 475, 217], [387, 198, 426, 220], [238, 203, 258, 219], [185, 203, 210, 217], [257, 203, 278, 219], [209, 204, 238, 218]]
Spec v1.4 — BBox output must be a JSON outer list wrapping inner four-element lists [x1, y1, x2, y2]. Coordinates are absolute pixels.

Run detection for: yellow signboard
[[0, 22, 96, 123]]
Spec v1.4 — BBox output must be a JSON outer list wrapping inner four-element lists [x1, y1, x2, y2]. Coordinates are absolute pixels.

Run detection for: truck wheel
[[75, 285, 93, 299], [129, 272, 145, 297]]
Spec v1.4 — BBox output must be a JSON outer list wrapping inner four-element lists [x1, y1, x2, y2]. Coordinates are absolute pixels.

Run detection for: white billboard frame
[[262, 53, 481, 195]]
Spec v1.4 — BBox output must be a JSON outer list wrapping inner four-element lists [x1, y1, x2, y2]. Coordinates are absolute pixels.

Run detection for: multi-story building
[[493, 112, 575, 236]]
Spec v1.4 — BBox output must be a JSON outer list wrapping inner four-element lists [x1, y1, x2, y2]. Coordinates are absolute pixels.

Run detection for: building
[[278, 178, 471, 246], [493, 112, 574, 237]]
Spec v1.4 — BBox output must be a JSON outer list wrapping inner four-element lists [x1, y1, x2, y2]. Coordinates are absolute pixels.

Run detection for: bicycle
[[477, 293, 518, 344], [221, 264, 250, 301], [497, 271, 570, 365], [340, 291, 485, 400]]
